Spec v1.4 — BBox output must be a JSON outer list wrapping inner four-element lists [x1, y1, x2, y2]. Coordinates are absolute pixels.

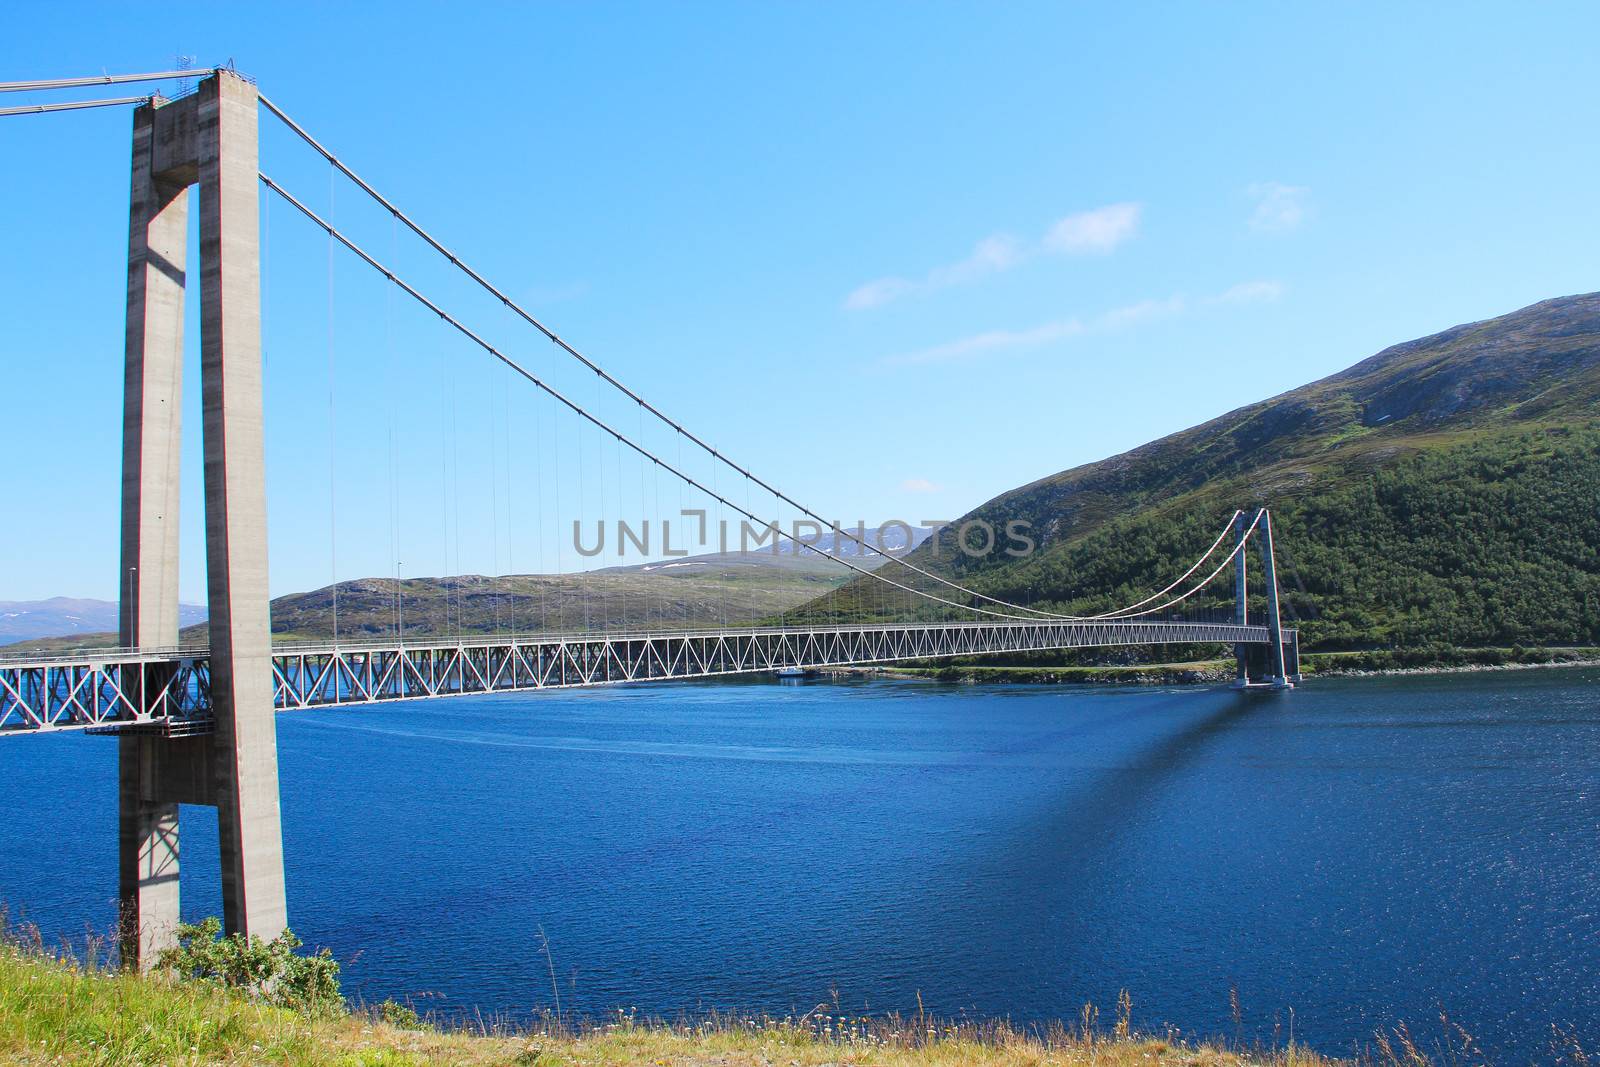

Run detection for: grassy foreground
[[0, 939, 1353, 1067]]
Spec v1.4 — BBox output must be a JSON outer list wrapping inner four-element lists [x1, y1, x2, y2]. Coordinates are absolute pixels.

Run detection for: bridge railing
[[0, 616, 1253, 663]]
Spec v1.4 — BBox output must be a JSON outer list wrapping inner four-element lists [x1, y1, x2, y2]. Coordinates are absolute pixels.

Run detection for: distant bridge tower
[[1232, 508, 1297, 689], [118, 69, 285, 966]]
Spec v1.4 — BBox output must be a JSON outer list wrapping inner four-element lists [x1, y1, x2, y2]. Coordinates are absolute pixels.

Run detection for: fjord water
[[3, 670, 1598, 1060]]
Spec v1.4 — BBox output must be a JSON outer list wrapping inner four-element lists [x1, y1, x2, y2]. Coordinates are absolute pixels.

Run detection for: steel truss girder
[[1, 620, 1280, 734], [0, 656, 210, 732]]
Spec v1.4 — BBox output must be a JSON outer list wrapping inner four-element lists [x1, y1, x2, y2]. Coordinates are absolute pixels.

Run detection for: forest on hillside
[[959, 426, 1600, 651]]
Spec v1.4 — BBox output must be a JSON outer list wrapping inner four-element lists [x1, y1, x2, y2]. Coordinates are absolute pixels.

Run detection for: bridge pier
[[117, 737, 180, 965], [117, 70, 285, 967], [1257, 509, 1291, 687]]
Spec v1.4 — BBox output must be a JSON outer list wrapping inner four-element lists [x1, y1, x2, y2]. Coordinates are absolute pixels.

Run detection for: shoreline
[[853, 664, 1235, 687], [0, 935, 1347, 1067], [851, 650, 1600, 687], [1308, 654, 1600, 680]]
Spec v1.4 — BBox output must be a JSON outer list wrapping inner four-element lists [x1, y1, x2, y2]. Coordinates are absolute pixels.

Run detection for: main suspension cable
[[1085, 510, 1242, 619], [0, 95, 150, 117], [260, 172, 1054, 623], [262, 168, 1256, 628], [0, 69, 214, 93], [1097, 510, 1263, 620], [258, 96, 1079, 620]]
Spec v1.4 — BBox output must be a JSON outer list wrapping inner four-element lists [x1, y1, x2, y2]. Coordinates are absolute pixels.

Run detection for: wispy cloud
[[900, 478, 945, 493], [1247, 182, 1310, 233], [1096, 294, 1187, 330], [843, 277, 915, 311], [845, 234, 1025, 311], [888, 319, 1087, 366], [844, 203, 1142, 311], [928, 235, 1025, 287], [1043, 202, 1142, 254], [883, 280, 1283, 367], [1211, 279, 1286, 304]]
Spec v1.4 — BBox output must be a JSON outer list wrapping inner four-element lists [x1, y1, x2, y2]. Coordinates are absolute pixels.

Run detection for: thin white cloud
[[1247, 183, 1310, 233], [887, 319, 1086, 366], [883, 280, 1282, 367], [845, 234, 1024, 311], [900, 478, 945, 493], [843, 276, 915, 311], [928, 234, 1025, 287], [1043, 202, 1142, 254], [844, 203, 1142, 311], [1095, 294, 1186, 330], [1211, 279, 1286, 305]]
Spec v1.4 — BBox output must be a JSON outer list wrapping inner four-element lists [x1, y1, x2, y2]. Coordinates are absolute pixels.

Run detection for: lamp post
[[125, 565, 137, 648]]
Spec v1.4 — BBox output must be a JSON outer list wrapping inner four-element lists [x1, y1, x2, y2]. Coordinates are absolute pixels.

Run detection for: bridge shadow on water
[[876, 685, 1276, 1029], [452, 681, 1263, 892], [273, 677, 1288, 1029], [1005, 686, 1261, 856], [288, 677, 1269, 907]]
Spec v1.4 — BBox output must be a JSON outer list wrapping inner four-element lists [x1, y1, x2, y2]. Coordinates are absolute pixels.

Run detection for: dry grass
[[0, 935, 1352, 1067], [3, 925, 1564, 1067]]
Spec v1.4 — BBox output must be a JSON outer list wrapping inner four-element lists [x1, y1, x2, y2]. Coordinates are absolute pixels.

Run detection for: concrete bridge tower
[[118, 69, 285, 966], [1232, 508, 1296, 689]]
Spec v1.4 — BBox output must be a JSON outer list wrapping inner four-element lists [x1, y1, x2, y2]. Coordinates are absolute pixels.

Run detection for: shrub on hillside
[[156, 916, 341, 1015]]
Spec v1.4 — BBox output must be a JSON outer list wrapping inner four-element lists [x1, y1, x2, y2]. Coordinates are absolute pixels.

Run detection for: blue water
[[3, 670, 1597, 1060]]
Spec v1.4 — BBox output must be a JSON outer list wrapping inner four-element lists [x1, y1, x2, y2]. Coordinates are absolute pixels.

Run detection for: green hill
[[4, 544, 881, 653], [260, 552, 849, 643], [17, 296, 1600, 658], [815, 293, 1600, 652]]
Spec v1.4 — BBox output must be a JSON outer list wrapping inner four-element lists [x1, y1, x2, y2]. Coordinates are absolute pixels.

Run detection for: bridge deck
[[0, 618, 1282, 734]]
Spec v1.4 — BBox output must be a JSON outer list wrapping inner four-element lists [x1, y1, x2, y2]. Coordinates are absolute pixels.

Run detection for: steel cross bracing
[[0, 620, 1285, 733]]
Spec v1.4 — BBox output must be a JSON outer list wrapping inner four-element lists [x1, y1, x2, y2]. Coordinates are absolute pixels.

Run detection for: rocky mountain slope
[[5, 529, 929, 650], [0, 598, 206, 647], [825, 293, 1600, 651]]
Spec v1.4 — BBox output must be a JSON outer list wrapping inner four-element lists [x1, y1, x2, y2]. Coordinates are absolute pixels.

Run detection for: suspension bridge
[[0, 69, 1298, 967]]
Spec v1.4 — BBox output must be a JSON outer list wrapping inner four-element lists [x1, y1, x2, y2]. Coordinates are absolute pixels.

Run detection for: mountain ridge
[[937, 292, 1600, 568], [0, 597, 207, 647], [871, 291, 1600, 651], [2, 528, 930, 650]]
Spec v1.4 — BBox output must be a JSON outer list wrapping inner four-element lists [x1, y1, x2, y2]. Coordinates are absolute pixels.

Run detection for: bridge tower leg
[[117, 92, 190, 966], [1257, 509, 1291, 688], [1232, 511, 1250, 686], [117, 70, 286, 967]]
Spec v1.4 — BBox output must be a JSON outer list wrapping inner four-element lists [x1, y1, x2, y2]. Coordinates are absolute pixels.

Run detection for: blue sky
[[3, 2, 1598, 602]]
